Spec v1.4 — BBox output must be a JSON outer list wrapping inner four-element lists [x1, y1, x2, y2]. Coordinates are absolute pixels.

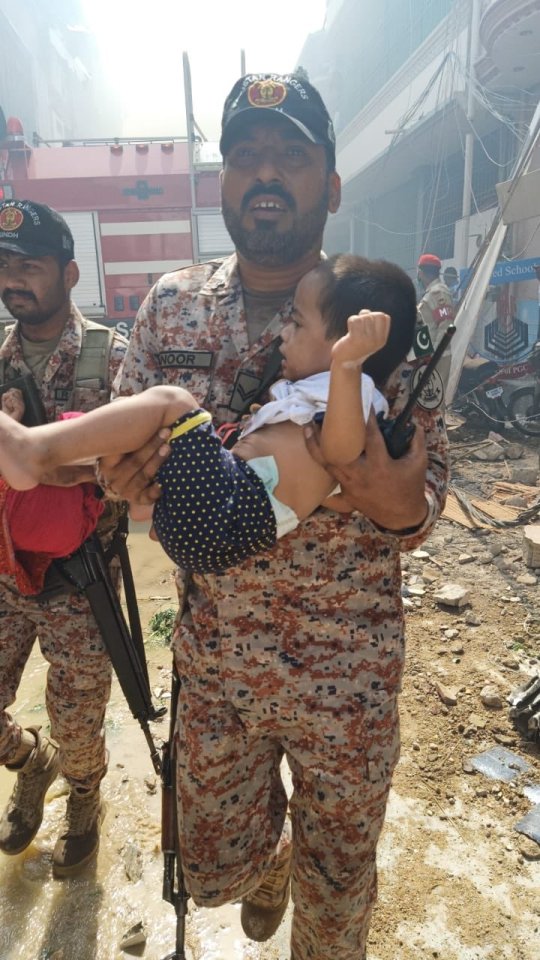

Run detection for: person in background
[[442, 265, 460, 305], [99, 74, 449, 960], [0, 200, 127, 877], [416, 252, 455, 394]]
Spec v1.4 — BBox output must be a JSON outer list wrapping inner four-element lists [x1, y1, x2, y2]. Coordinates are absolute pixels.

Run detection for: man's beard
[[1, 290, 61, 325], [222, 188, 330, 266]]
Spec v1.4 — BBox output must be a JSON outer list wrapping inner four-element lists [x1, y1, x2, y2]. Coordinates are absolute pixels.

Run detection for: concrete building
[[298, 0, 540, 369], [0, 0, 121, 143]]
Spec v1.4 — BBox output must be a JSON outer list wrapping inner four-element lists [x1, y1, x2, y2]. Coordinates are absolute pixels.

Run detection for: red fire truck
[[0, 116, 230, 336]]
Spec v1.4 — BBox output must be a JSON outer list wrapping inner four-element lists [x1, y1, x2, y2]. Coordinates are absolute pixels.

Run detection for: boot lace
[[64, 792, 100, 836]]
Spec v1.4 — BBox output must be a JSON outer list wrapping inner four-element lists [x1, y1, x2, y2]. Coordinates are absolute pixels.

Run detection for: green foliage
[[147, 607, 176, 645]]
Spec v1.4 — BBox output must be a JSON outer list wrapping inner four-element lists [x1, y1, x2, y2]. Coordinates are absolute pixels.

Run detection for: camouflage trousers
[[0, 581, 112, 791], [174, 665, 400, 960]]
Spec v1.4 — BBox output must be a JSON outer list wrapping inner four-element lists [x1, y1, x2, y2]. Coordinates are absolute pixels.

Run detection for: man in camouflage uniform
[[0, 200, 127, 876], [416, 252, 456, 394], [109, 75, 449, 960]]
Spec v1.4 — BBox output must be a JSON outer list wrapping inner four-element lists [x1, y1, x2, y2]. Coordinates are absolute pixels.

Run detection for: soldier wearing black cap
[[0, 199, 128, 876], [105, 74, 449, 960]]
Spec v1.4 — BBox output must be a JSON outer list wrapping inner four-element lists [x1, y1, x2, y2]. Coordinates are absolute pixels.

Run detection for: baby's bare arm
[[321, 311, 390, 466]]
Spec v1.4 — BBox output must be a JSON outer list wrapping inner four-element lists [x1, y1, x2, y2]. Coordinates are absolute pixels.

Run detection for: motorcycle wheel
[[507, 385, 540, 438]]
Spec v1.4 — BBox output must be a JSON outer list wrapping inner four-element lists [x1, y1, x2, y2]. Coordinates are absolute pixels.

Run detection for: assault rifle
[[55, 521, 166, 774], [161, 658, 190, 959]]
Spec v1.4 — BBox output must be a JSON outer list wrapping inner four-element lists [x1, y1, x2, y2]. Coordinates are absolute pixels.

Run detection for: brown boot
[[241, 828, 292, 942], [52, 787, 105, 878], [0, 726, 60, 856]]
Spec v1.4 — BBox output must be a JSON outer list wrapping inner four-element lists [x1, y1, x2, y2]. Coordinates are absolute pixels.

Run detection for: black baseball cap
[[0, 200, 74, 260], [220, 73, 336, 168]]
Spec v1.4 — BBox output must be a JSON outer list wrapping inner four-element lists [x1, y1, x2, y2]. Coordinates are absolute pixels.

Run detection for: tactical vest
[[0, 318, 115, 412]]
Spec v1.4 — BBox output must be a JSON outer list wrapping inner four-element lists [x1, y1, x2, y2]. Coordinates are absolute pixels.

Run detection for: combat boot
[[0, 726, 60, 855], [52, 786, 105, 877], [241, 826, 292, 942]]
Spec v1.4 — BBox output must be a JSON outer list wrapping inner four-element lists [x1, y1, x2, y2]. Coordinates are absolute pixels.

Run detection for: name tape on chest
[[54, 388, 70, 403], [158, 350, 214, 370]]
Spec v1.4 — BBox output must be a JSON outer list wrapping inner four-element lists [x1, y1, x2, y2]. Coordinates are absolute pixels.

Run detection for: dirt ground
[[0, 426, 539, 960]]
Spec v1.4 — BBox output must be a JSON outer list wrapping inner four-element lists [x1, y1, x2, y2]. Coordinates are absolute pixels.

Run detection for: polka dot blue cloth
[[153, 410, 277, 573]]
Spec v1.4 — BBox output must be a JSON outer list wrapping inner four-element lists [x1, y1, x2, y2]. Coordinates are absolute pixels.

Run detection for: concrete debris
[[120, 920, 147, 950], [433, 583, 470, 608], [514, 805, 540, 846], [435, 681, 458, 706], [469, 746, 530, 782], [472, 442, 505, 461], [480, 685, 504, 709], [123, 841, 144, 882]]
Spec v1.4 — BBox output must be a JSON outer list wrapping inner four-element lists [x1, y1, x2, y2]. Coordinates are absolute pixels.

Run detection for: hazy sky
[[82, 0, 327, 140]]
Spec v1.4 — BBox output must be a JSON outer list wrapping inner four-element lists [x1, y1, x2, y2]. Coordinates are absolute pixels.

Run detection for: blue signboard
[[461, 256, 539, 287]]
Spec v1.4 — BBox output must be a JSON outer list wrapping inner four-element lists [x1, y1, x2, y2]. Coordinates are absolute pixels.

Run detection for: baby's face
[[279, 271, 334, 382]]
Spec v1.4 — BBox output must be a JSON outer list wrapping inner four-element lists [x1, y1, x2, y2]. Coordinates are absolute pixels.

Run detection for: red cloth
[[0, 411, 103, 595], [0, 479, 103, 595]]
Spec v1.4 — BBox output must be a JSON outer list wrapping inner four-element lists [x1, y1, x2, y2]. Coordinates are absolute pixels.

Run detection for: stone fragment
[[120, 920, 147, 950], [504, 443, 524, 460], [123, 841, 144, 882], [480, 685, 503, 709], [435, 681, 458, 706], [472, 442, 505, 461], [516, 573, 537, 586], [433, 583, 470, 608], [511, 467, 538, 485]]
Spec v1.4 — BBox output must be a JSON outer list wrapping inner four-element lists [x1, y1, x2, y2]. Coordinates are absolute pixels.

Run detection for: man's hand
[[97, 428, 171, 505], [1, 387, 25, 423], [304, 412, 429, 531]]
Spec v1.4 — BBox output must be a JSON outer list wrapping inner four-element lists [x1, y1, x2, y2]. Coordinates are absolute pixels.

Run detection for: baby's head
[[312, 254, 417, 384]]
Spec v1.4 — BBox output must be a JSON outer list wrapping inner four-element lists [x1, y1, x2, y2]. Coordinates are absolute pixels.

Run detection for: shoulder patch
[[410, 363, 444, 411]]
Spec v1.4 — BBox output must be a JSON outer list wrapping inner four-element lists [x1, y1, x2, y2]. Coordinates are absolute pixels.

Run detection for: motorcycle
[[505, 340, 540, 439], [452, 358, 511, 433], [451, 343, 540, 439]]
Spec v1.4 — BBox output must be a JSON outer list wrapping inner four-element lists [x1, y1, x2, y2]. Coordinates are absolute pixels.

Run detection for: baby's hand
[[1, 388, 25, 422], [331, 310, 390, 367]]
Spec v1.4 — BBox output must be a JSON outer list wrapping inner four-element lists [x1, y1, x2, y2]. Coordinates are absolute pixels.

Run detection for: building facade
[[0, 0, 121, 143], [298, 0, 540, 369]]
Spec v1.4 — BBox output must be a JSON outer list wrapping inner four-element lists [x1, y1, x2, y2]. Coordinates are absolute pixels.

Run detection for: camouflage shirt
[[0, 303, 128, 566], [0, 303, 127, 420], [116, 255, 449, 709]]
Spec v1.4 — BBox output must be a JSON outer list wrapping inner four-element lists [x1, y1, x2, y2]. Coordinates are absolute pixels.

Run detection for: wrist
[[375, 500, 429, 534]]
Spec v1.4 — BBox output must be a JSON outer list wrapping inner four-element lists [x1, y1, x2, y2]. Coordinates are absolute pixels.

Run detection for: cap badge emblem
[[247, 80, 287, 108], [0, 207, 24, 232]]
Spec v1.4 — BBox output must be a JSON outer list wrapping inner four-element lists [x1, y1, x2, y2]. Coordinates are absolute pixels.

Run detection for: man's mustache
[[2, 289, 36, 302], [241, 185, 296, 214]]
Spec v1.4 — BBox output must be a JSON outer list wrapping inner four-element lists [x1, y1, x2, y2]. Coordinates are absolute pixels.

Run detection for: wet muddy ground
[[0, 436, 539, 960]]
